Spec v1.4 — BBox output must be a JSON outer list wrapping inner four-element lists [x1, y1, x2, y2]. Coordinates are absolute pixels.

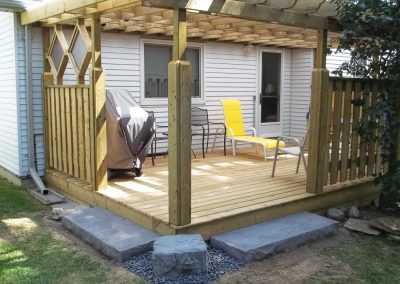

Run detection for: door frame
[[256, 47, 284, 137]]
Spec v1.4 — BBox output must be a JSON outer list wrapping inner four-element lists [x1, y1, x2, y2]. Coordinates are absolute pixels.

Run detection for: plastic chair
[[271, 131, 309, 177], [220, 99, 284, 161]]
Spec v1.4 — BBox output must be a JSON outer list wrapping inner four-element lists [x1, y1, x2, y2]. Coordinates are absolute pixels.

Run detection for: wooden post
[[42, 28, 53, 171], [306, 29, 330, 194], [168, 8, 192, 226], [90, 13, 107, 191]]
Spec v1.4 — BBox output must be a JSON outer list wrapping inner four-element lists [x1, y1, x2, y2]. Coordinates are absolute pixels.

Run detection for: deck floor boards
[[100, 149, 308, 225]]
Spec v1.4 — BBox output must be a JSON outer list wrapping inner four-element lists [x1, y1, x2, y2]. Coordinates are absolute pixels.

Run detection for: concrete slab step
[[62, 206, 159, 262], [210, 212, 338, 263]]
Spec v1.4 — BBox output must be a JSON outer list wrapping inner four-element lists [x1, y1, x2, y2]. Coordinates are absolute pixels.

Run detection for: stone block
[[152, 234, 207, 278], [62, 206, 159, 262], [210, 212, 338, 263]]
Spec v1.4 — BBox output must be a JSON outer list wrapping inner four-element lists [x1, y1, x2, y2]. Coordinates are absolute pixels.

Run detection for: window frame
[[140, 38, 205, 106]]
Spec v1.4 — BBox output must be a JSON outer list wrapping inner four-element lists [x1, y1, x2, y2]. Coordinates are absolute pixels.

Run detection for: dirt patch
[[216, 229, 353, 284], [217, 206, 400, 284]]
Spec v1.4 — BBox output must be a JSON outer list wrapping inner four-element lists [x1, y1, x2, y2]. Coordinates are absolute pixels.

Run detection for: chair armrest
[[245, 126, 257, 136], [277, 136, 301, 146], [227, 127, 235, 138], [208, 121, 226, 127], [156, 124, 168, 129], [191, 123, 205, 127]]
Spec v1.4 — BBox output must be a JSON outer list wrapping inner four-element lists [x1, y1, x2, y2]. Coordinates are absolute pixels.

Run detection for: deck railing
[[44, 85, 93, 183], [324, 78, 384, 186]]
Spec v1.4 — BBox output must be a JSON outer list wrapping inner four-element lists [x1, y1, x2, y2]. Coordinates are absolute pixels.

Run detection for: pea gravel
[[123, 247, 244, 284]]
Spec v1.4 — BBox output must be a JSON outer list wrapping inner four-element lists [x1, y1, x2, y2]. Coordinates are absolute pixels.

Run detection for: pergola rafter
[[142, 0, 341, 32]]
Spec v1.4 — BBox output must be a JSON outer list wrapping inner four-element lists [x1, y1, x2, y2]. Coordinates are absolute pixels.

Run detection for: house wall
[[0, 12, 21, 176], [289, 49, 314, 139], [327, 49, 351, 76], [28, 31, 315, 167], [12, 24, 45, 178]]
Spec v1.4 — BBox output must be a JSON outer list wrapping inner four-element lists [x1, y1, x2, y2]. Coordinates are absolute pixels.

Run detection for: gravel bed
[[123, 247, 244, 284]]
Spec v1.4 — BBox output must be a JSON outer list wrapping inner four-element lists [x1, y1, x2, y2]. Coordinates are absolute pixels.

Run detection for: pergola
[[18, 1, 381, 233]]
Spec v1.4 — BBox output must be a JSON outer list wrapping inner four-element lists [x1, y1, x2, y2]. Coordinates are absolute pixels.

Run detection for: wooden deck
[[103, 150, 309, 224], [46, 148, 381, 239]]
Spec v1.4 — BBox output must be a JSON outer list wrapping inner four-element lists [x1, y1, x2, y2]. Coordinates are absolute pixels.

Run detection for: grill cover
[[106, 89, 155, 171]]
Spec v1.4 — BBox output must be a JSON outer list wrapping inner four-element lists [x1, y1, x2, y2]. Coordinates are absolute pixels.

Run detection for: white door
[[258, 50, 283, 137]]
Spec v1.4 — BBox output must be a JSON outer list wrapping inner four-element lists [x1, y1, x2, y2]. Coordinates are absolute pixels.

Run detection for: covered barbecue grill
[[106, 89, 155, 177]]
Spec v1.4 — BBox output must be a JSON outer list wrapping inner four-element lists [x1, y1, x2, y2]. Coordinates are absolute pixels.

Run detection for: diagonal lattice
[[48, 26, 69, 79], [68, 19, 92, 79]]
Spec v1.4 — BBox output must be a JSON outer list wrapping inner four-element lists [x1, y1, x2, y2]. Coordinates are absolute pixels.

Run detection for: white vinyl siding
[[0, 12, 20, 175], [15, 15, 28, 176], [31, 27, 45, 176], [327, 49, 351, 77], [281, 49, 292, 137], [289, 49, 314, 140], [14, 22, 45, 177], [30, 32, 315, 161]]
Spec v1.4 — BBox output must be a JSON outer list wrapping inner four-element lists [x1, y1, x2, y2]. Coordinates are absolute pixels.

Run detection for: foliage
[[333, 0, 400, 208]]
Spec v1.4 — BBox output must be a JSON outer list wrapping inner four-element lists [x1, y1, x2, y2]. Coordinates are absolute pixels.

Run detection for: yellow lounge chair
[[220, 99, 284, 161]]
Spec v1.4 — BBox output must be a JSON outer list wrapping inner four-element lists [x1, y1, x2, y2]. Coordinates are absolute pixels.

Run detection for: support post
[[90, 13, 107, 191], [168, 8, 192, 226], [42, 28, 53, 170], [306, 29, 330, 194]]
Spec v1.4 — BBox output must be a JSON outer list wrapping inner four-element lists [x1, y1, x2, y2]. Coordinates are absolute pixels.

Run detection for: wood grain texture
[[340, 80, 352, 182], [167, 8, 192, 226], [306, 29, 329, 194], [350, 82, 362, 180]]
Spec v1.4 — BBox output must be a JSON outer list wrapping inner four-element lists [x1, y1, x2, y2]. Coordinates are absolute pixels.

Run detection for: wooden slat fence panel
[[340, 80, 352, 182], [325, 78, 384, 186], [329, 80, 343, 184], [349, 82, 362, 180], [44, 85, 93, 184]]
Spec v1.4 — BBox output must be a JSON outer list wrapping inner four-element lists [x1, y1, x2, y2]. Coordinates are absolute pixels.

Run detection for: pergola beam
[[21, 0, 109, 25], [142, 0, 341, 32], [38, 0, 142, 26]]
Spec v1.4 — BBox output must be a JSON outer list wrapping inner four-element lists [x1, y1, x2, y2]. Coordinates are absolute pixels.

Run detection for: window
[[144, 43, 201, 99]]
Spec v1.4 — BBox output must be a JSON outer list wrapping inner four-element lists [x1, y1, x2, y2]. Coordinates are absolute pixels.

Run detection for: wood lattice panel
[[47, 20, 93, 83]]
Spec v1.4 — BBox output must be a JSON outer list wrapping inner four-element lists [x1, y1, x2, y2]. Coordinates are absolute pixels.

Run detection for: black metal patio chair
[[147, 111, 168, 166], [191, 107, 226, 158]]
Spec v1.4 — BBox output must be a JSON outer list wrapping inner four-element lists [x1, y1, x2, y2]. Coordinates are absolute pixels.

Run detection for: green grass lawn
[[0, 179, 144, 284]]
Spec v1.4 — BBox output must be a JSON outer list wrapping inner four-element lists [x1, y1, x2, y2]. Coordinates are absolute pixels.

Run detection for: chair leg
[[211, 129, 219, 152], [202, 134, 205, 158], [232, 139, 236, 156], [301, 152, 307, 174], [206, 134, 210, 154], [151, 141, 155, 166], [296, 155, 301, 173], [272, 147, 279, 177], [263, 145, 267, 162], [223, 131, 226, 156]]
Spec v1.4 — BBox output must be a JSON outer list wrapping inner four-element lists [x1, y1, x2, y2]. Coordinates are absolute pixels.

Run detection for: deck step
[[210, 212, 338, 263], [62, 206, 159, 262]]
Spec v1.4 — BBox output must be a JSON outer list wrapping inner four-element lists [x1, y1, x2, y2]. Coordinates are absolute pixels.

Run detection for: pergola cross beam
[[142, 0, 341, 32], [21, 0, 109, 25], [20, 0, 142, 26]]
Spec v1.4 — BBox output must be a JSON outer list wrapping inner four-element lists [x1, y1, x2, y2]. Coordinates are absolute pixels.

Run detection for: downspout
[[25, 24, 48, 194]]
